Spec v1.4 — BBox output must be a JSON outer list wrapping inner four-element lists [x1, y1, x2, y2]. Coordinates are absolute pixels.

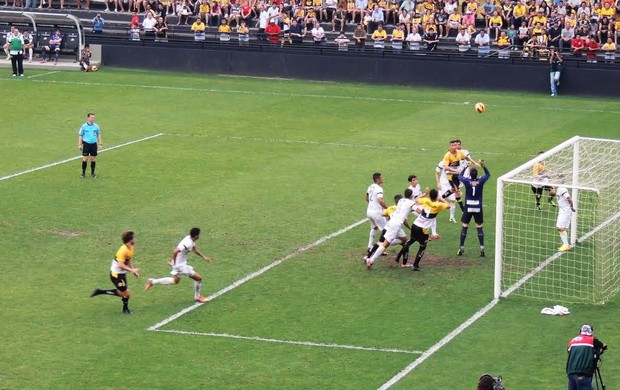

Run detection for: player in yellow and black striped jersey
[[396, 189, 449, 271], [90, 231, 140, 315]]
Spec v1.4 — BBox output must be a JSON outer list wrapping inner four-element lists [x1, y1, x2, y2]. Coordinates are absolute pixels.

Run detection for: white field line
[[26, 71, 60, 79], [378, 208, 620, 388], [0, 133, 164, 182], [169, 133, 525, 157], [155, 329, 423, 355], [378, 299, 500, 390], [147, 218, 368, 331], [7, 78, 620, 115]]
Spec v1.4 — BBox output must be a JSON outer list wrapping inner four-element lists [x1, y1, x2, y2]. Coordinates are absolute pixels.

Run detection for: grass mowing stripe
[[7, 78, 620, 115], [379, 210, 620, 388], [0, 133, 164, 182], [147, 218, 368, 331], [170, 133, 532, 157], [155, 329, 424, 355]]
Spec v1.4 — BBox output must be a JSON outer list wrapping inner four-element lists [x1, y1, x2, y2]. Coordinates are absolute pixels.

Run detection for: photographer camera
[[566, 324, 607, 390], [477, 374, 505, 390]]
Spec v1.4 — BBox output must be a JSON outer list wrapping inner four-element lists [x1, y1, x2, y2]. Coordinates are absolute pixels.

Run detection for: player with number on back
[[457, 161, 490, 257]]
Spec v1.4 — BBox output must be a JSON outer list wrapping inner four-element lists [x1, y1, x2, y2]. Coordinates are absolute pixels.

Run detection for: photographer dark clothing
[[566, 326, 606, 390]]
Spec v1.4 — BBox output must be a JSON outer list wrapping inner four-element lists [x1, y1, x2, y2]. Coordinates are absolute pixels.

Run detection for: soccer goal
[[494, 136, 620, 304]]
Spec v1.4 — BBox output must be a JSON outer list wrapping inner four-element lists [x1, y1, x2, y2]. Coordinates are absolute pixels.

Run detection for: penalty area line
[[0, 133, 164, 182], [147, 218, 368, 331], [154, 329, 424, 355]]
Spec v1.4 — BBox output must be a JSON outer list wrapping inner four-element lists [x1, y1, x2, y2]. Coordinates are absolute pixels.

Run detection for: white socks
[[194, 280, 202, 299], [151, 277, 175, 285], [559, 231, 569, 246], [368, 228, 376, 248]]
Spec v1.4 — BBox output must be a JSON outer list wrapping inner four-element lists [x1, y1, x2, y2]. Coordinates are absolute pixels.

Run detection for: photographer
[[92, 13, 105, 34], [566, 324, 607, 390], [549, 47, 563, 97]]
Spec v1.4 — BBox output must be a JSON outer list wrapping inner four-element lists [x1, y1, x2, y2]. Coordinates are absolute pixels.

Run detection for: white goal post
[[494, 136, 620, 304]]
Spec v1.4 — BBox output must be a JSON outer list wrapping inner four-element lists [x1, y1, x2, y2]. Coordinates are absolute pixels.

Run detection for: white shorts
[[170, 264, 195, 277], [556, 209, 572, 229], [367, 211, 387, 230], [383, 223, 407, 243], [441, 183, 456, 201]]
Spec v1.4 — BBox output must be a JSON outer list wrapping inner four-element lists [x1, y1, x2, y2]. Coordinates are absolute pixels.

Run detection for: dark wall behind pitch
[[102, 44, 620, 97]]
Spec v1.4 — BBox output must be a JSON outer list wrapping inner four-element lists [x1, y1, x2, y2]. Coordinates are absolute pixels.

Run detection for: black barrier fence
[[99, 40, 620, 97]]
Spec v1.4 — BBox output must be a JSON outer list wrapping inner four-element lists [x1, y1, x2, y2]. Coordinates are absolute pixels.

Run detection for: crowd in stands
[[3, 0, 619, 58]]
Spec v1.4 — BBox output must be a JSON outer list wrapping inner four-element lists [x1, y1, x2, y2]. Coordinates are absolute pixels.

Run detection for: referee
[[78, 113, 103, 178]]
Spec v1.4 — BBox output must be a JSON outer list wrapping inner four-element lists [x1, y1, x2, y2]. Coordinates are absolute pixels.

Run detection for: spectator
[[209, 1, 222, 27], [142, 13, 157, 39], [615, 18, 620, 45], [218, 19, 232, 41], [130, 11, 140, 27], [597, 16, 610, 44], [511, 0, 527, 27], [585, 34, 599, 62], [311, 21, 325, 45], [335, 30, 350, 50], [237, 19, 250, 45], [575, 11, 590, 36], [368, 4, 384, 35], [559, 24, 574, 52], [445, 9, 461, 37], [571, 33, 585, 56], [129, 22, 141, 40], [353, 22, 366, 50], [474, 28, 490, 56], [548, 20, 561, 48], [257, 4, 269, 40], [406, 28, 422, 50], [488, 10, 503, 40], [391, 23, 404, 51], [398, 9, 412, 33], [265, 19, 281, 44], [506, 23, 517, 48], [455, 26, 471, 52], [323, 0, 338, 21], [423, 25, 439, 51], [42, 29, 63, 65], [601, 37, 616, 62], [371, 23, 387, 49], [21, 29, 34, 63], [516, 20, 530, 47], [228, 2, 241, 26], [281, 14, 291, 46], [241, 1, 253, 27], [192, 16, 207, 40], [496, 30, 511, 57], [435, 8, 448, 37], [177, 1, 192, 24], [353, 0, 368, 24], [92, 13, 105, 34], [332, 6, 346, 32], [154, 16, 168, 41], [267, 1, 280, 23], [481, 0, 495, 25], [386, 0, 399, 24], [196, 0, 210, 23], [289, 19, 305, 44]]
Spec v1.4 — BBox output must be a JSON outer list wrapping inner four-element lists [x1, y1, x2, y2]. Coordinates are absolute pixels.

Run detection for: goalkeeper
[[457, 161, 490, 257]]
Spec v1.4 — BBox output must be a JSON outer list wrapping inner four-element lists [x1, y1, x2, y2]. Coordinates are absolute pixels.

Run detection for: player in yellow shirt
[[530, 151, 555, 210], [90, 231, 140, 315], [442, 139, 480, 211], [395, 189, 449, 271]]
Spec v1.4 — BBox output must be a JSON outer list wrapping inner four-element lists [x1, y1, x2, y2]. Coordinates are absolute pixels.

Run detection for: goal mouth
[[495, 136, 620, 304]]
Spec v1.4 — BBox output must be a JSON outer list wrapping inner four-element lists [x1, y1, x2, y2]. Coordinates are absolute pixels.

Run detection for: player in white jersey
[[365, 172, 388, 254], [435, 160, 458, 224], [551, 184, 576, 252], [366, 188, 416, 269], [407, 175, 424, 202], [145, 227, 213, 303]]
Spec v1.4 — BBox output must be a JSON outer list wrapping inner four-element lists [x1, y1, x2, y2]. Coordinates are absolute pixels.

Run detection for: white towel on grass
[[541, 305, 571, 315]]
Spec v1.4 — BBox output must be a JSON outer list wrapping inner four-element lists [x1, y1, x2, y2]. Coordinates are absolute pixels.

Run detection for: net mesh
[[499, 137, 620, 304]]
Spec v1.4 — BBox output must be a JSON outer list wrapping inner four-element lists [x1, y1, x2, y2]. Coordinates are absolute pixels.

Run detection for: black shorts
[[82, 142, 98, 156], [110, 273, 128, 292], [461, 210, 484, 225], [450, 175, 461, 189], [410, 224, 429, 245]]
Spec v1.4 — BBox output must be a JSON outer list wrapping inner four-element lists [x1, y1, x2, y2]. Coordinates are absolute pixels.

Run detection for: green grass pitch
[[0, 68, 618, 389]]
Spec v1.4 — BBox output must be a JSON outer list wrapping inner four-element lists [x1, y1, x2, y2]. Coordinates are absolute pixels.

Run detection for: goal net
[[495, 136, 620, 304]]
